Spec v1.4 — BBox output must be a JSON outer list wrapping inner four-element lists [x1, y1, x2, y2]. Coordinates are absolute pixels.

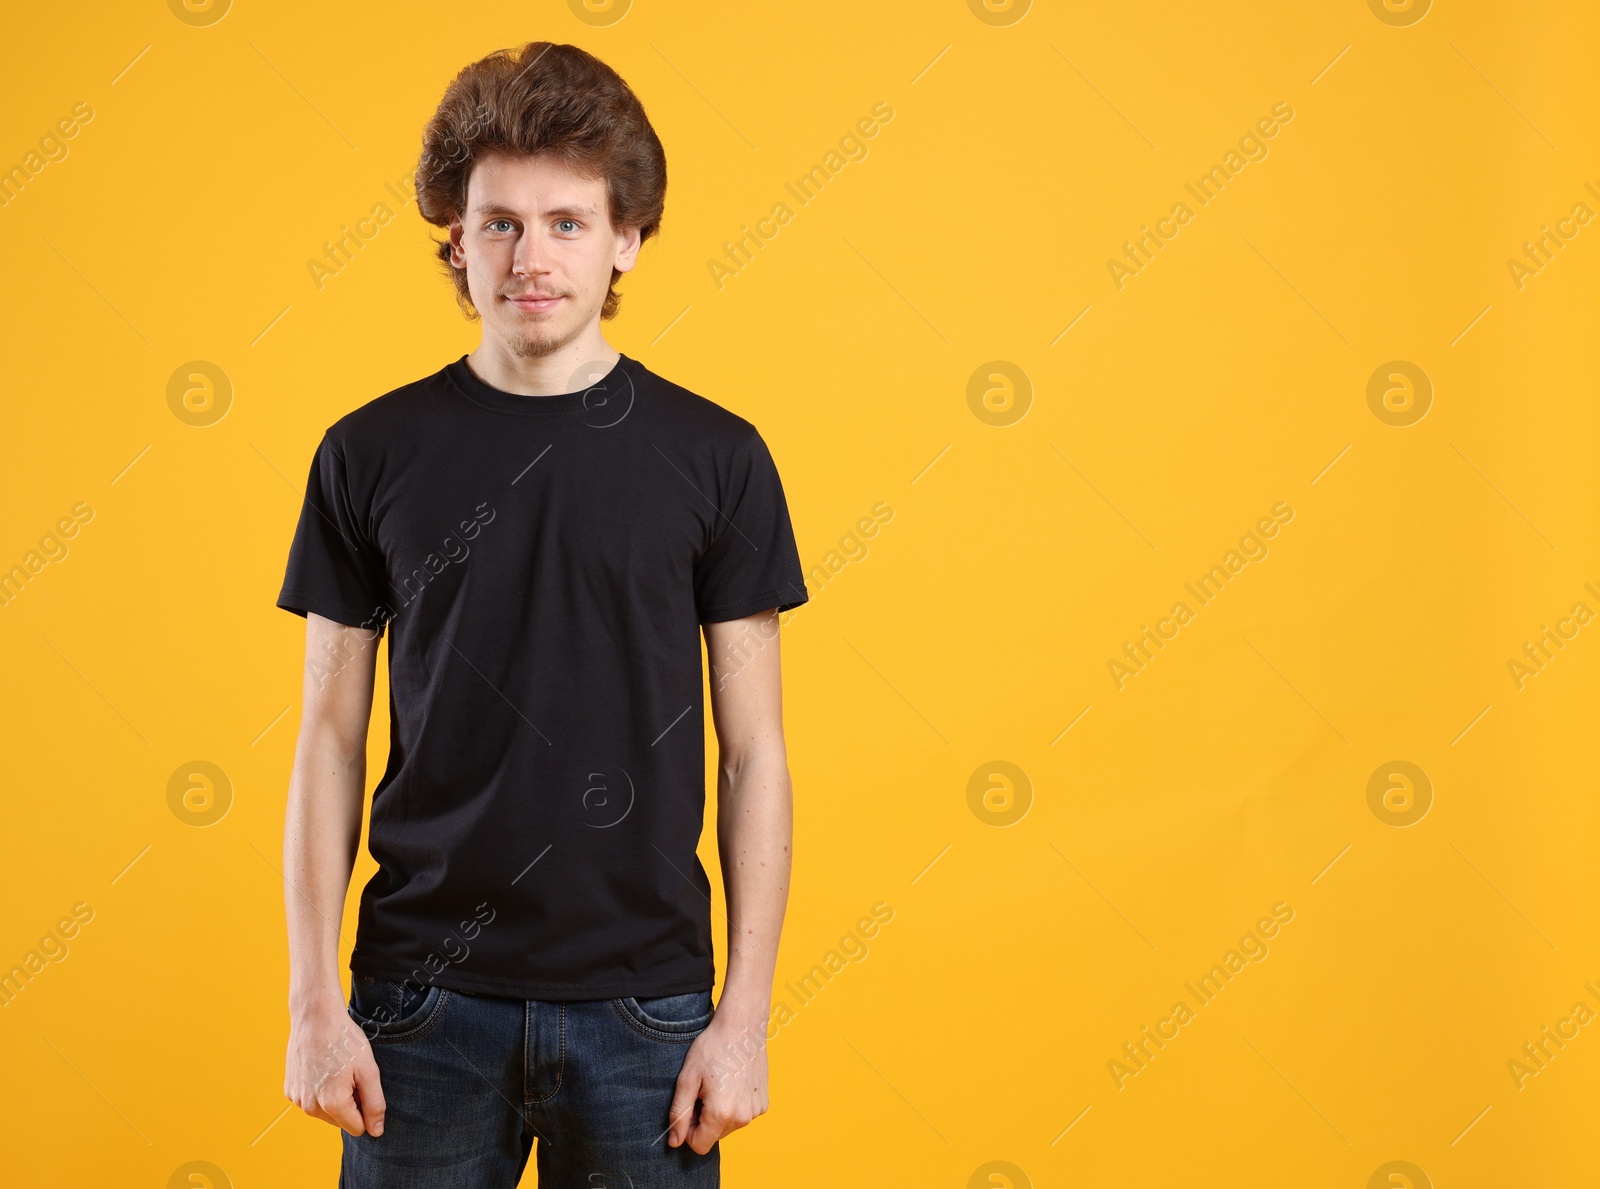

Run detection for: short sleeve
[[693, 429, 809, 623], [276, 431, 392, 636]]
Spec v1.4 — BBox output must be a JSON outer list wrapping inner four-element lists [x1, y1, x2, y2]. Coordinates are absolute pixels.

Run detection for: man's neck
[[465, 332, 621, 397]]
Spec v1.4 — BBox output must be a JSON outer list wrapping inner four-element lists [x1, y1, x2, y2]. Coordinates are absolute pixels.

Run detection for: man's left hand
[[666, 1008, 770, 1155]]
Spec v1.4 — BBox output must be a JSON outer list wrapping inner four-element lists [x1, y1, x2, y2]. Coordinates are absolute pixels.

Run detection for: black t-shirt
[[275, 352, 808, 999]]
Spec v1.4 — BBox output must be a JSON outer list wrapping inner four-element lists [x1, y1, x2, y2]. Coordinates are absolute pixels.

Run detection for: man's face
[[449, 150, 640, 358]]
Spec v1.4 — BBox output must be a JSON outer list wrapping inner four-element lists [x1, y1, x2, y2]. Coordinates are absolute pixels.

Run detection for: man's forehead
[[468, 151, 604, 211]]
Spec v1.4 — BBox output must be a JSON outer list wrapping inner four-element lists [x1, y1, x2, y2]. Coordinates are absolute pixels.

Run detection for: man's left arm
[[668, 606, 794, 1155]]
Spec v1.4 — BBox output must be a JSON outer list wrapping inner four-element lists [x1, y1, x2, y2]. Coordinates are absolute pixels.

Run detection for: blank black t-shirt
[[275, 352, 808, 999]]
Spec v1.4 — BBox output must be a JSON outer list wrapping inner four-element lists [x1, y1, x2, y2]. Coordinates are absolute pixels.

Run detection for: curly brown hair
[[415, 41, 667, 321]]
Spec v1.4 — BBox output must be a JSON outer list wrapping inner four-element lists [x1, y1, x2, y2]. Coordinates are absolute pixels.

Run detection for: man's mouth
[[506, 293, 564, 312]]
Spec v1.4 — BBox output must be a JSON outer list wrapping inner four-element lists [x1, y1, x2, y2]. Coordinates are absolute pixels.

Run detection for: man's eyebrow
[[471, 202, 597, 218]]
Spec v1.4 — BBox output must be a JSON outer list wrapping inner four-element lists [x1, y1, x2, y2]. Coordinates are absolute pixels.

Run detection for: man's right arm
[[282, 611, 388, 1137]]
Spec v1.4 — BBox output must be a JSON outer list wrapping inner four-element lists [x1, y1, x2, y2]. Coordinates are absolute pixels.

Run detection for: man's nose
[[512, 230, 549, 275]]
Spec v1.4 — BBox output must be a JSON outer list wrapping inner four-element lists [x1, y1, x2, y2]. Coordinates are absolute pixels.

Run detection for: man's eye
[[487, 219, 514, 232], [556, 219, 579, 233]]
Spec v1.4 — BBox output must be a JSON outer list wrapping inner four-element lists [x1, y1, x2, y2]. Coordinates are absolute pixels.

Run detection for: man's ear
[[448, 216, 466, 267], [613, 223, 643, 274]]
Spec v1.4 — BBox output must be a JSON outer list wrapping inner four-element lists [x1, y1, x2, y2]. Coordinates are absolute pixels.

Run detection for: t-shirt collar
[[447, 352, 632, 418]]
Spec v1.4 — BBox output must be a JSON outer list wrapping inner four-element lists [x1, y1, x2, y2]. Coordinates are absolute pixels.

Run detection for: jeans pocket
[[348, 976, 450, 1042], [611, 990, 715, 1040]]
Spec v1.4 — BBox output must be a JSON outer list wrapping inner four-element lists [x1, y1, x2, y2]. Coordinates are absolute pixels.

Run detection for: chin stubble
[[510, 333, 562, 359]]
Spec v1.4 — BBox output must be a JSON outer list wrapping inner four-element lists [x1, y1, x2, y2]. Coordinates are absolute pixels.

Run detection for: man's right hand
[[285, 998, 387, 1137]]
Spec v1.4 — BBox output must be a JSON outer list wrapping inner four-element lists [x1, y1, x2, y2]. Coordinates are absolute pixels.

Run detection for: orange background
[[1, 1, 1597, 1185]]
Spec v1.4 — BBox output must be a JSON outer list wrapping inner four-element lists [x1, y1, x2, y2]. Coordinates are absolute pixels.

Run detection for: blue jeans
[[339, 974, 721, 1187]]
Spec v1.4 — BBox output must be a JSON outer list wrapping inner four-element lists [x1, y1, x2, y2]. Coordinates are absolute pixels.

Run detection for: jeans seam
[[610, 996, 712, 1043], [525, 1001, 564, 1105], [355, 986, 452, 1044]]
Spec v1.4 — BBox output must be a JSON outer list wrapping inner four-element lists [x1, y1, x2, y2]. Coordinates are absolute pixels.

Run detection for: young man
[[276, 42, 807, 1187]]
